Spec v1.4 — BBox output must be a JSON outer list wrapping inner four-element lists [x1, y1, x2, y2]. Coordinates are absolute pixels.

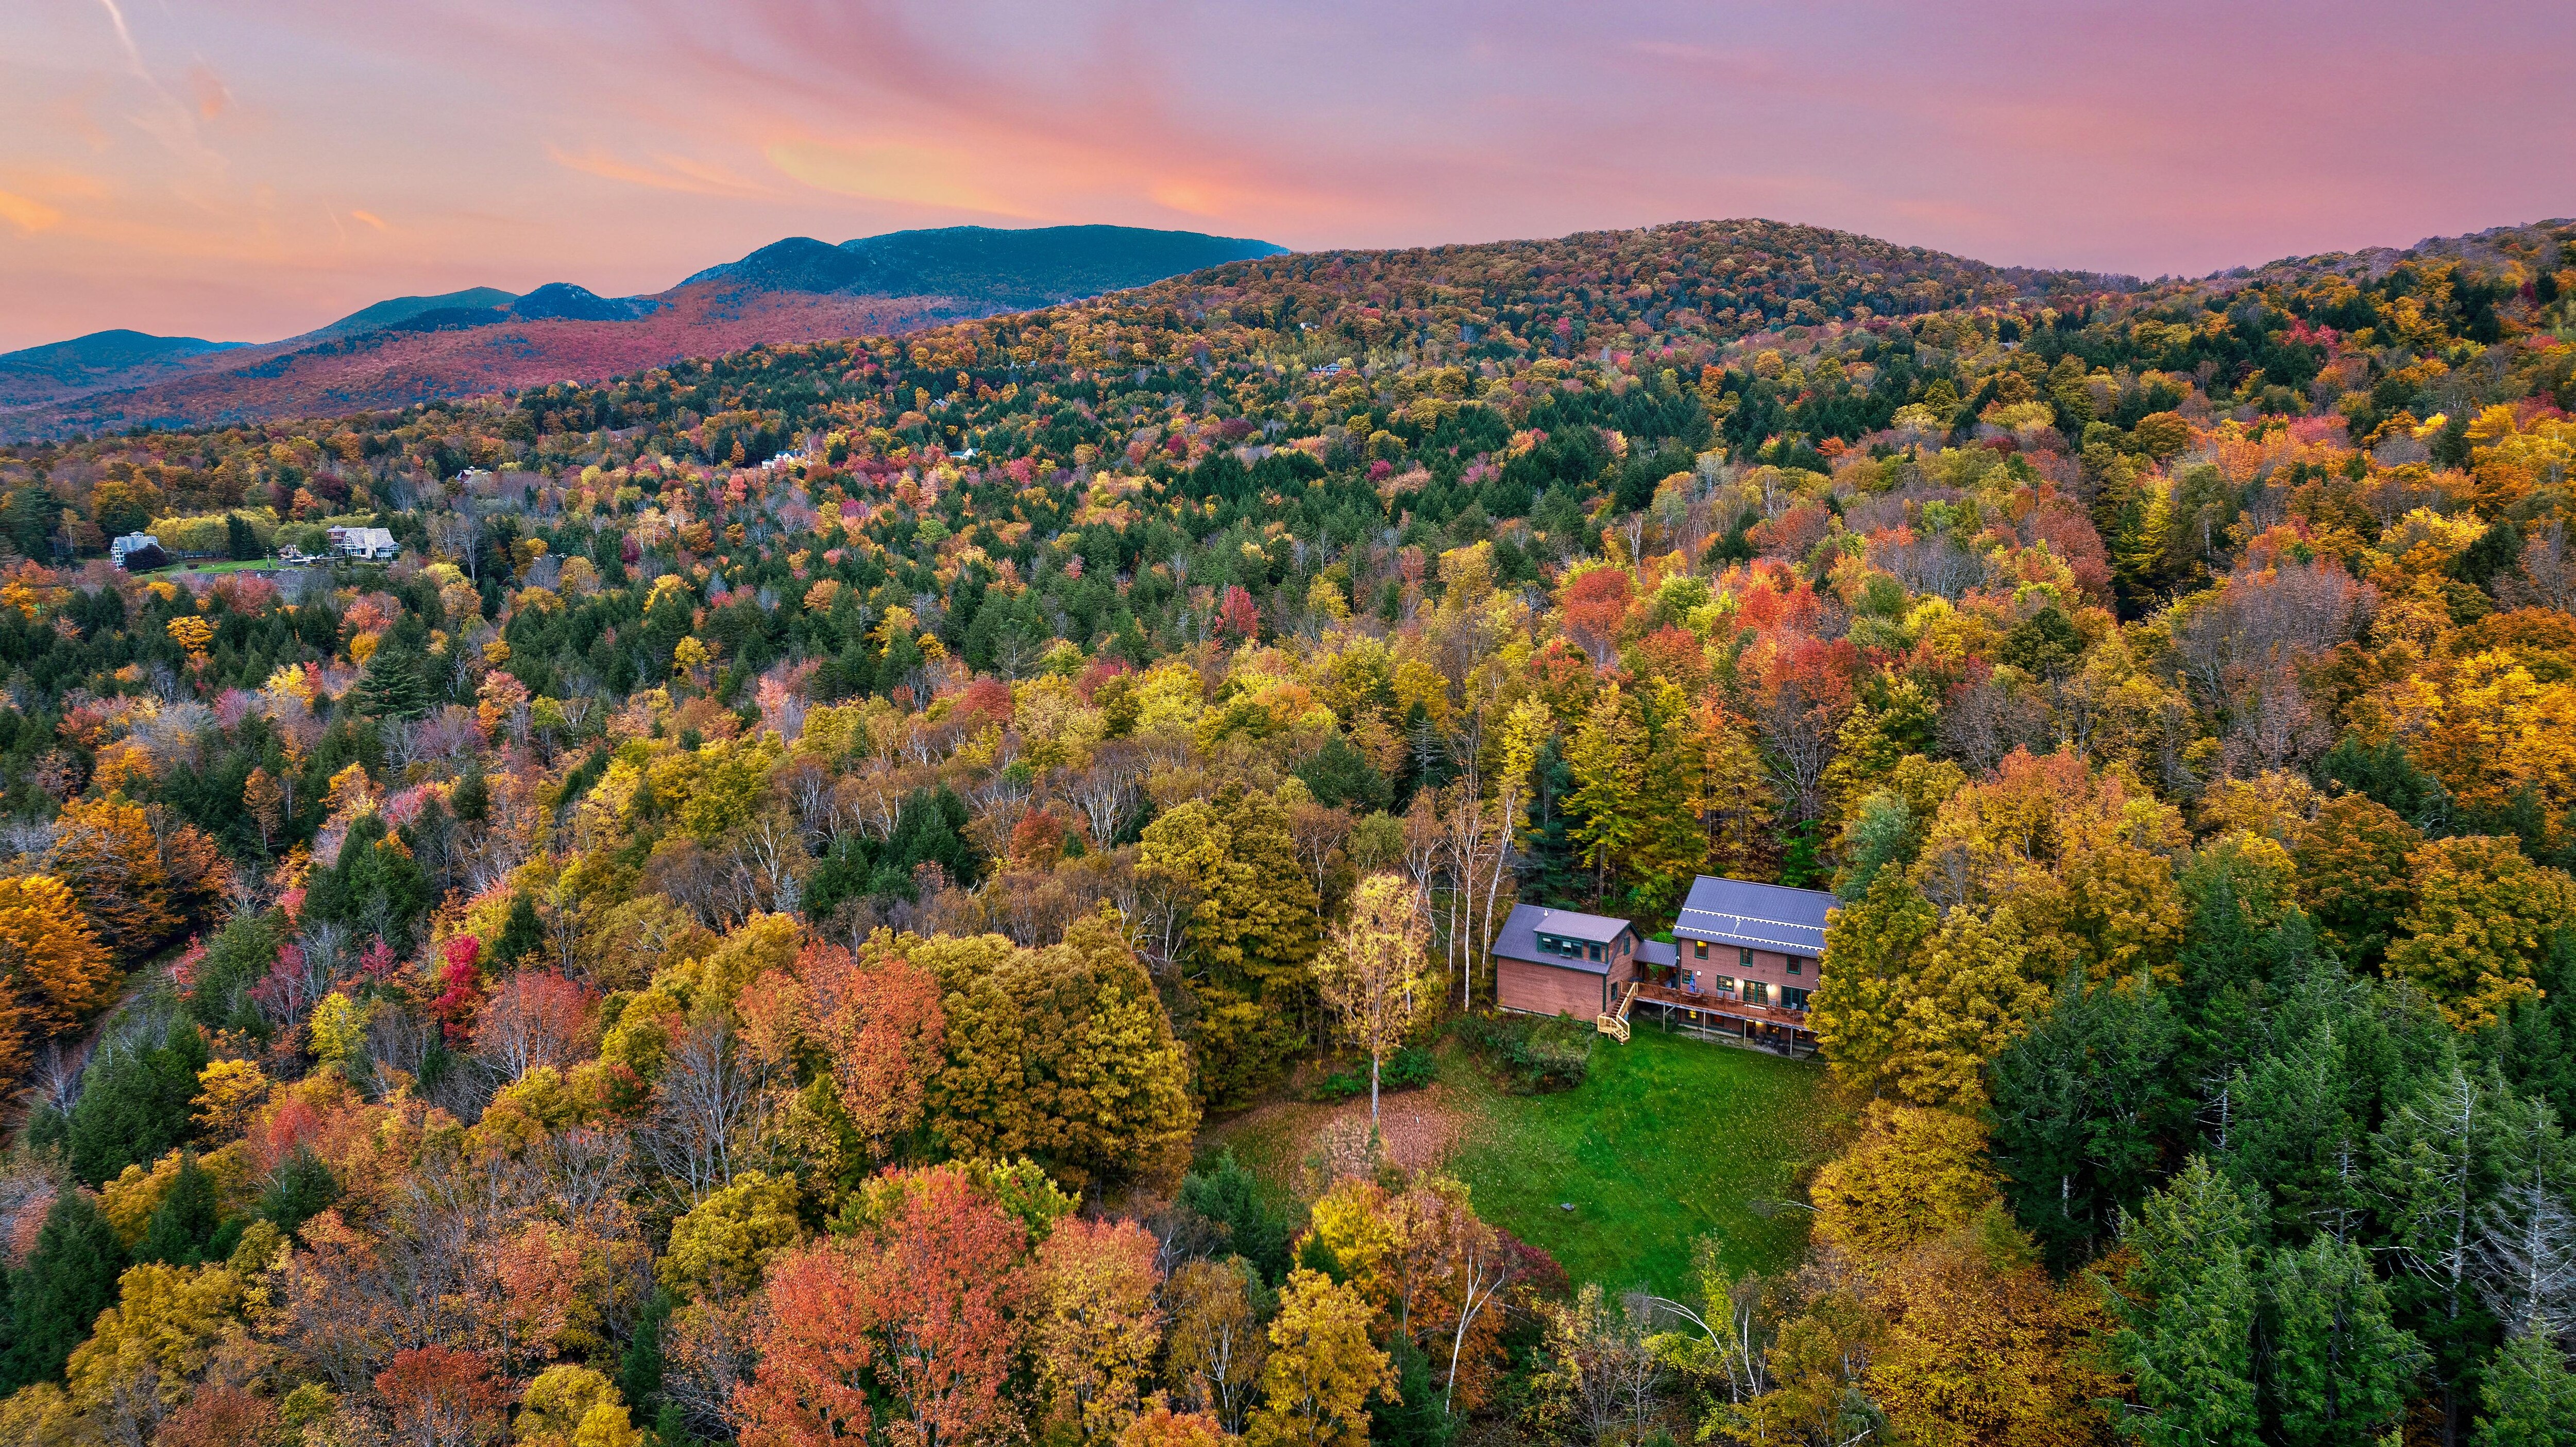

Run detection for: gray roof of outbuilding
[[1492, 903, 1630, 973], [1638, 940, 1679, 968], [1672, 876, 1838, 956]]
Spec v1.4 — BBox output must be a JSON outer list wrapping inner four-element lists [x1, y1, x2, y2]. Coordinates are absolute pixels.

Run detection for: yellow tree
[[45, 796, 177, 957], [2387, 835, 2576, 1029], [1565, 683, 1643, 902], [1248, 1270, 1395, 1447], [1809, 1103, 2001, 1265], [242, 767, 284, 855], [164, 615, 213, 668], [0, 874, 116, 1086], [1167, 1258, 1267, 1433], [1314, 874, 1429, 1132], [1033, 1217, 1166, 1445]]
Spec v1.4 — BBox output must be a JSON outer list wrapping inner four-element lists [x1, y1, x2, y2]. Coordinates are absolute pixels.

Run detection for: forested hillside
[[0, 214, 2572, 1446]]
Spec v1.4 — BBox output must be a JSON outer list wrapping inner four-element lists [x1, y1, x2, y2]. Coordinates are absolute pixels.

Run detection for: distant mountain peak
[[315, 287, 519, 338], [682, 223, 1289, 305]]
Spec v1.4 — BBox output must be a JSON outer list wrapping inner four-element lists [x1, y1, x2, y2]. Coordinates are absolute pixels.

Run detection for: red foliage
[[1073, 656, 1132, 703], [469, 970, 591, 1080], [1009, 809, 1066, 868], [736, 1166, 1030, 1447], [802, 943, 947, 1152], [1749, 502, 1834, 560], [955, 677, 1015, 730], [1624, 625, 1709, 693], [377, 1345, 513, 1447], [1217, 585, 1261, 641], [1559, 568, 1635, 666], [431, 951, 486, 1045], [152, 1384, 279, 1447]]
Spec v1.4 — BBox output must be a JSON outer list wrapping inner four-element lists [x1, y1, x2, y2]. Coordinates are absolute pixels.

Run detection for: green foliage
[[1454, 1012, 1592, 1095], [2107, 1157, 2262, 1447], [2, 1187, 124, 1390], [257, 1146, 341, 1236], [1180, 1149, 1295, 1287], [137, 1151, 223, 1266], [67, 1018, 210, 1188]]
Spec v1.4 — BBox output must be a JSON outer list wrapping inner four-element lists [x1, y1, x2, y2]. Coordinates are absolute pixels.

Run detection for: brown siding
[[1675, 941, 1820, 1008], [1496, 959, 1605, 1019]]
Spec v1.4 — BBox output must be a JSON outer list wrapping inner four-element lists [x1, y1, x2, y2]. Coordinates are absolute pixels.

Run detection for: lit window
[[1693, 941, 1708, 960], [1743, 981, 1770, 1007]]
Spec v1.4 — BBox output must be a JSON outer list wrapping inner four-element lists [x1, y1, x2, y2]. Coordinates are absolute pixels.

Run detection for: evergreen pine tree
[[2108, 1156, 2263, 1447], [139, 1151, 223, 1266], [351, 645, 431, 720], [2474, 1322, 2576, 1447], [493, 892, 544, 964], [2262, 1234, 2425, 1447], [3, 1188, 124, 1389], [1179, 1149, 1293, 1285], [66, 1019, 210, 1187], [258, 1146, 342, 1236], [1988, 971, 2187, 1271], [1374, 1335, 1458, 1447], [620, 1289, 671, 1417], [449, 764, 489, 823]]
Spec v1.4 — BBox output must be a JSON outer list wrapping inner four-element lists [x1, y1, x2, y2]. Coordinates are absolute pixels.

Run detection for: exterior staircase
[[1598, 981, 1638, 1043]]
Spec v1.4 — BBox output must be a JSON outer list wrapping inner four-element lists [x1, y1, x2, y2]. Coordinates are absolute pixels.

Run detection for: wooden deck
[[1630, 980, 1815, 1034]]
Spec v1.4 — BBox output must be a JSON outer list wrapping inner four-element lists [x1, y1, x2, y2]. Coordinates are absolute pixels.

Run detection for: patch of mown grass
[[1445, 1024, 1842, 1297]]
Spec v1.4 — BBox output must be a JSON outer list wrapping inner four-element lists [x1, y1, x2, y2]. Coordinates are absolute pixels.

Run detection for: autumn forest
[[0, 216, 2572, 1447]]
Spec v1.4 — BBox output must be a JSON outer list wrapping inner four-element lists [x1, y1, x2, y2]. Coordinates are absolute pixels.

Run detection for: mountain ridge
[[0, 224, 1291, 439]]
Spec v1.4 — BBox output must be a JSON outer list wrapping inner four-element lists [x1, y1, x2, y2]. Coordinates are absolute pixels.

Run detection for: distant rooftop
[[1673, 876, 1838, 956]]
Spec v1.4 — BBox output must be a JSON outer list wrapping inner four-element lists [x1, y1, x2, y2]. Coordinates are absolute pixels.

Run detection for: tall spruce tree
[[139, 1151, 223, 1266], [2473, 1322, 2576, 1447], [2262, 1234, 2425, 1446], [3, 1188, 124, 1388], [351, 644, 432, 721], [2107, 1156, 2263, 1447]]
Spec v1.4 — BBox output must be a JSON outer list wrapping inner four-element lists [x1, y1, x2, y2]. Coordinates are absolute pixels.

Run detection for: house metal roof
[[1492, 903, 1631, 974], [1672, 876, 1838, 956]]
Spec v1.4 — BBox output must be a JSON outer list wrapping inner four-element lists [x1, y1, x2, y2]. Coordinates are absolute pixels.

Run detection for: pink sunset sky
[[3, 0, 2571, 352]]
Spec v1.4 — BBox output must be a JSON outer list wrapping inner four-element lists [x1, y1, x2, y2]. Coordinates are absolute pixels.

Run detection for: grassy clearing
[[1197, 1024, 1844, 1299], [1446, 1025, 1842, 1296]]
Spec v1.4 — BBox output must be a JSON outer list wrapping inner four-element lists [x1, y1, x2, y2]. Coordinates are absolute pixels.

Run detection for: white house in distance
[[109, 533, 161, 569], [327, 525, 400, 561]]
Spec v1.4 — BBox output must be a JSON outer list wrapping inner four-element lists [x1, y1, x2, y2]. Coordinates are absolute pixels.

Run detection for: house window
[[1787, 958, 1804, 976], [1743, 981, 1771, 1007], [1587, 943, 1602, 962], [1739, 947, 1753, 968], [1781, 987, 1810, 1012], [1693, 941, 1708, 960], [1713, 975, 1737, 998]]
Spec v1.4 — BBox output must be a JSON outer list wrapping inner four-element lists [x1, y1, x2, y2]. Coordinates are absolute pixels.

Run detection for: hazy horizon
[[5, 0, 2571, 352]]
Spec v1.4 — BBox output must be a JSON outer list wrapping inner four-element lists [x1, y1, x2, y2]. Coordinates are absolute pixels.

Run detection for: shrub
[[1454, 1012, 1592, 1094]]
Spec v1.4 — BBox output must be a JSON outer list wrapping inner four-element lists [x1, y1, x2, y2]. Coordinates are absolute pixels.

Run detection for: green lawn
[[158, 559, 277, 575], [1445, 1025, 1844, 1297], [1196, 1024, 1846, 1300]]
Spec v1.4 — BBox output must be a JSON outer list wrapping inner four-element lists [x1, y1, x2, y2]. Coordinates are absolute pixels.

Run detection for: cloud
[[349, 209, 386, 230], [764, 138, 1032, 216], [547, 144, 775, 199], [186, 62, 231, 121], [0, 190, 65, 232]]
